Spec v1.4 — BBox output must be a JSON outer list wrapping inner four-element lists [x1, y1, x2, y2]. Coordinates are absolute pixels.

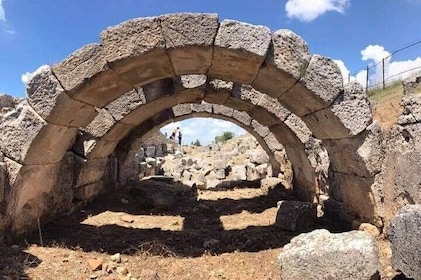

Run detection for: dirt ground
[[0, 178, 366, 280]]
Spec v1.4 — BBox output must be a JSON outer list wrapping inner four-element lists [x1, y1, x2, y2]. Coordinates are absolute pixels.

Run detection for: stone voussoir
[[160, 13, 219, 75], [27, 66, 98, 127], [101, 16, 174, 88], [253, 29, 311, 98], [279, 54, 343, 117], [209, 20, 271, 83], [53, 43, 133, 107]]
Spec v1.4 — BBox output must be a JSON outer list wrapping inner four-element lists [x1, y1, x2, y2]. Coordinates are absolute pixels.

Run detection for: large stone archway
[[0, 13, 382, 234]]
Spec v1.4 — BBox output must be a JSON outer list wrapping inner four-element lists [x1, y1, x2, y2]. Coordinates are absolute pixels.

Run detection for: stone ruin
[[0, 12, 421, 278]]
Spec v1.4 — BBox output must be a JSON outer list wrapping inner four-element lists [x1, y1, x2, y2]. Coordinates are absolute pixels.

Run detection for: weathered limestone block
[[213, 104, 234, 117], [284, 114, 312, 143], [53, 44, 133, 107], [206, 179, 221, 189], [329, 171, 380, 226], [73, 133, 118, 160], [225, 84, 262, 112], [251, 119, 270, 138], [204, 79, 233, 104], [323, 122, 383, 177], [192, 101, 212, 113], [8, 153, 75, 233], [27, 67, 97, 127], [174, 75, 206, 104], [0, 93, 15, 109], [160, 13, 218, 75], [105, 89, 146, 121], [246, 162, 260, 181], [172, 104, 193, 117], [264, 132, 284, 151], [74, 181, 105, 201], [373, 124, 421, 224], [0, 104, 77, 164], [120, 79, 177, 126], [398, 95, 421, 125], [253, 29, 311, 97], [279, 55, 343, 116], [209, 20, 271, 83], [101, 17, 174, 87], [246, 149, 269, 165], [302, 81, 372, 139], [389, 204, 421, 280], [74, 157, 110, 188], [278, 229, 380, 280], [231, 165, 247, 180], [403, 75, 421, 95], [250, 94, 291, 127], [232, 110, 252, 126], [275, 200, 317, 231]]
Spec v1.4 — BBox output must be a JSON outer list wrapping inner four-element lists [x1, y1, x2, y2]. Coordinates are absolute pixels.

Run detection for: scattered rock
[[116, 266, 129, 276], [278, 229, 380, 280], [110, 253, 121, 263], [86, 257, 103, 271], [140, 269, 160, 280]]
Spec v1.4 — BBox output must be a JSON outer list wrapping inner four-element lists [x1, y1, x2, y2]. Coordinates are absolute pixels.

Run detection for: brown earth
[[0, 178, 352, 280]]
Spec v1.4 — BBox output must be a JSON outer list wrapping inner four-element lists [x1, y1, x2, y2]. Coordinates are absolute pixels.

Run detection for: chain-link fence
[[348, 40, 421, 92]]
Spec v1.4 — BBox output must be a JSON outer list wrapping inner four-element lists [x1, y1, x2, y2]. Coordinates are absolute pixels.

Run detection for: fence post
[[348, 73, 350, 83], [365, 65, 369, 93], [382, 58, 386, 89]]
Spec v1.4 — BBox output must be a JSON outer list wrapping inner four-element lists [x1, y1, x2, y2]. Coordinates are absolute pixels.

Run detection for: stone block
[[105, 89, 146, 121], [275, 200, 317, 231], [278, 229, 380, 280], [53, 44, 133, 107], [27, 67, 98, 127], [389, 204, 421, 280], [209, 20, 271, 83], [204, 79, 232, 104], [225, 84, 262, 112], [101, 16, 174, 87], [403, 75, 421, 95], [279, 55, 343, 116], [0, 104, 77, 164], [231, 165, 247, 180], [160, 13, 218, 75], [253, 29, 311, 98]]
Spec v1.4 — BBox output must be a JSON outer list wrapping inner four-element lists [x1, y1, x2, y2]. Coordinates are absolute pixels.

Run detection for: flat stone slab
[[275, 200, 317, 232]]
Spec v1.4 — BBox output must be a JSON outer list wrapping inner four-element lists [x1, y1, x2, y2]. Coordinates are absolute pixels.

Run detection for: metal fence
[[348, 39, 421, 92]]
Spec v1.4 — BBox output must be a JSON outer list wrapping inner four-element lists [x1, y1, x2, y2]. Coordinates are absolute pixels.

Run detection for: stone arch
[[0, 13, 382, 234], [112, 103, 327, 200]]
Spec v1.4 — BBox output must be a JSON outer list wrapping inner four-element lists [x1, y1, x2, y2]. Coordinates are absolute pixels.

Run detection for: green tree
[[214, 131, 235, 144], [192, 139, 201, 146]]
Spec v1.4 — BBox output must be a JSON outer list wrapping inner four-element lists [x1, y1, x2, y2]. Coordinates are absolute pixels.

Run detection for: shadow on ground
[[16, 179, 346, 258]]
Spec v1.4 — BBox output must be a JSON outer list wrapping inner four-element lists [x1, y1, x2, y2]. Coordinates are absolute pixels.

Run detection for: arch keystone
[[160, 13, 219, 74], [209, 20, 271, 83]]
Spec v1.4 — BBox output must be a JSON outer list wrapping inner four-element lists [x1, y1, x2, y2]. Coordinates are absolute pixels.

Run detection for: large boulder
[[389, 204, 421, 280], [278, 229, 380, 280]]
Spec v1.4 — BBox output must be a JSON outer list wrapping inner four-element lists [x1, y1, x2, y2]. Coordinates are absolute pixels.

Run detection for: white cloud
[[285, 0, 350, 22], [336, 44, 421, 90], [161, 118, 246, 146], [361, 45, 390, 63], [21, 65, 50, 84], [0, 0, 5, 22]]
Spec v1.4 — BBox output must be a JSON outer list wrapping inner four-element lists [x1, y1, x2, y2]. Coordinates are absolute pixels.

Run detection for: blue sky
[[1, 0, 421, 145]]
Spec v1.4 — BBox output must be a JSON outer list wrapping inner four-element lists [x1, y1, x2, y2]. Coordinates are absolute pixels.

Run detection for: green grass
[[367, 81, 404, 103]]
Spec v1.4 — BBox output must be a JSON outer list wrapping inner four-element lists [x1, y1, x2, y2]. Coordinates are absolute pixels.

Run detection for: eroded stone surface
[[278, 229, 380, 280], [389, 205, 421, 280], [209, 20, 271, 83]]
